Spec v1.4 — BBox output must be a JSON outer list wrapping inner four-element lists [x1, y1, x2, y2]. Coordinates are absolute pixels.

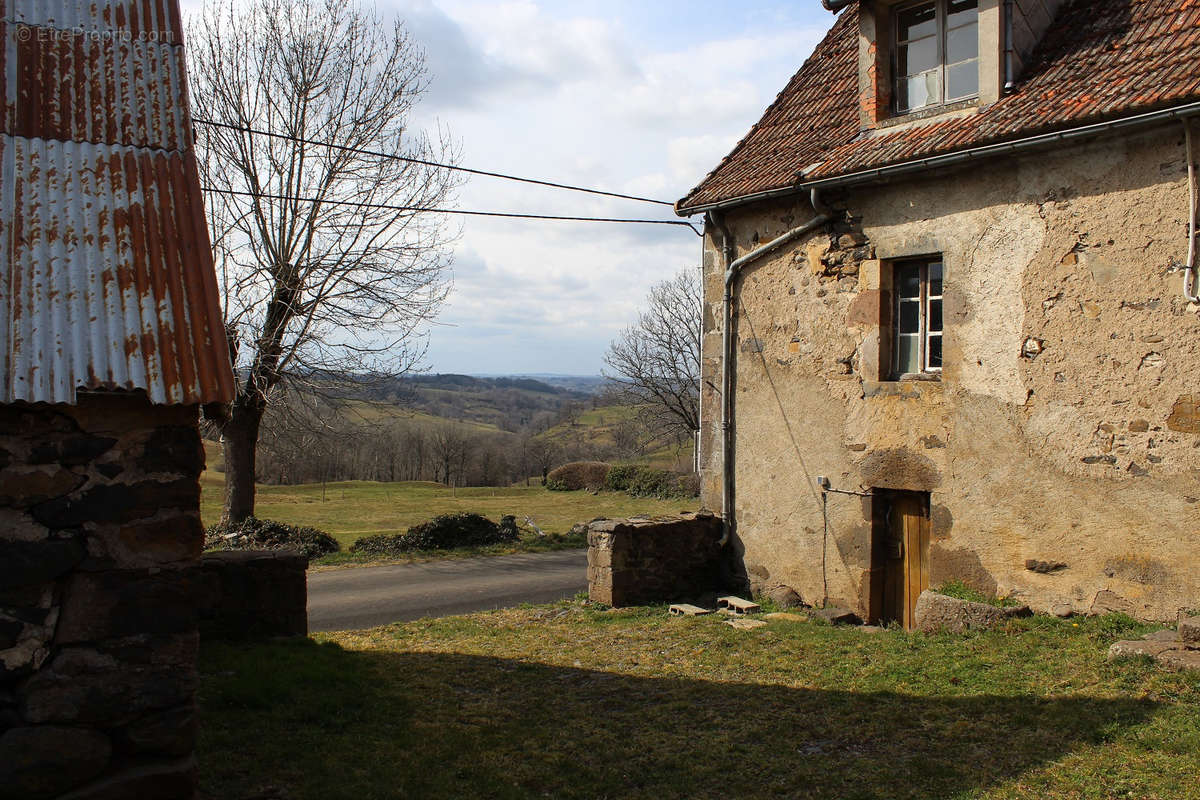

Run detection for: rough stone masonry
[[587, 513, 724, 607], [0, 391, 204, 799]]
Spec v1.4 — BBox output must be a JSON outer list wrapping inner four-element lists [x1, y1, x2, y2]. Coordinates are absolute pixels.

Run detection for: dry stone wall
[[700, 126, 1200, 622], [0, 391, 203, 799], [197, 551, 308, 640], [587, 513, 724, 607]]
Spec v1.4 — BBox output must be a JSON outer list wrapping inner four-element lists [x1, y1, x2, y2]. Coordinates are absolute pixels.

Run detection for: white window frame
[[893, 260, 943, 377], [893, 0, 980, 114]]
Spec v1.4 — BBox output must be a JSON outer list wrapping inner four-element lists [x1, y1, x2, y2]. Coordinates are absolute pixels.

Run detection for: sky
[[180, 1, 836, 375]]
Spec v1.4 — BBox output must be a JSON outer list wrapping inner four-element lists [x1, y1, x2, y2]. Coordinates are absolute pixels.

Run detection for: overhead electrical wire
[[192, 117, 675, 207], [202, 187, 702, 234]]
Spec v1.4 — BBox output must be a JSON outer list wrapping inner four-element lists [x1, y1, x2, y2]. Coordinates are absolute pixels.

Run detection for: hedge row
[[349, 513, 520, 556], [204, 517, 340, 559]]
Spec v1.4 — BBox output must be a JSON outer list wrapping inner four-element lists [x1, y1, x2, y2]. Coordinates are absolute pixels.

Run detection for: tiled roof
[[677, 0, 1200, 213], [1, 0, 235, 405]]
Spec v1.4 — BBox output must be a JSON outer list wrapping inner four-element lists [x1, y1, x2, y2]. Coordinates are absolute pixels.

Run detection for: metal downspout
[[1004, 0, 1015, 92], [1184, 119, 1199, 303], [708, 188, 832, 548]]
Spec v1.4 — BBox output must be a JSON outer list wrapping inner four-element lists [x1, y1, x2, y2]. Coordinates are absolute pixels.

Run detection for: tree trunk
[[220, 399, 265, 524]]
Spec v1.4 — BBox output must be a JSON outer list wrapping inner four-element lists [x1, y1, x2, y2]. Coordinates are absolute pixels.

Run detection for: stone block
[[0, 726, 112, 800], [19, 646, 195, 725], [913, 591, 1031, 634], [197, 551, 308, 640], [1180, 615, 1200, 644], [81, 515, 204, 570], [765, 585, 805, 609], [29, 436, 117, 467], [115, 705, 196, 757], [31, 479, 200, 529], [811, 607, 862, 626], [0, 537, 86, 589], [1159, 649, 1200, 672], [1166, 395, 1200, 434], [725, 618, 768, 630], [0, 467, 87, 508], [1024, 559, 1067, 574], [586, 515, 723, 607], [56, 569, 197, 644], [137, 427, 204, 476]]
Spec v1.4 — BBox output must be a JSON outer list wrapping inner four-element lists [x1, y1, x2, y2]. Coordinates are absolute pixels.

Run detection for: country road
[[306, 550, 588, 632]]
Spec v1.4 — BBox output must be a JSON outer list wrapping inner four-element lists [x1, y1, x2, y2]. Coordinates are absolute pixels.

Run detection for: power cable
[[193, 118, 675, 207], [202, 187, 702, 234]]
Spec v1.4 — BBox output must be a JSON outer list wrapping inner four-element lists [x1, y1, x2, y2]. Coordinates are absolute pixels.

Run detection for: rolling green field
[[198, 605, 1200, 800]]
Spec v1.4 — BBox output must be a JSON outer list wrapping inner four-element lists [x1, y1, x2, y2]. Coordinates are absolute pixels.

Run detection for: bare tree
[[189, 0, 459, 522], [603, 267, 702, 442]]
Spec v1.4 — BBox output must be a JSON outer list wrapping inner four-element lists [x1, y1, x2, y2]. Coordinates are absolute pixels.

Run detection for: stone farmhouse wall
[[700, 125, 1200, 622], [0, 391, 203, 799]]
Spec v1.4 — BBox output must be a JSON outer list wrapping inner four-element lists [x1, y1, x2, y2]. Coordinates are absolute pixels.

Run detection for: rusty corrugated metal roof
[[1, 0, 234, 405], [678, 0, 1200, 212]]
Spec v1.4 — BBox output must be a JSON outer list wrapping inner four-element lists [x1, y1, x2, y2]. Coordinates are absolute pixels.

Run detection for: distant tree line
[[218, 386, 695, 489]]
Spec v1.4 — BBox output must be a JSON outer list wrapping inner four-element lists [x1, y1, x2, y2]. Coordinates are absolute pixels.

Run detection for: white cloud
[[181, 0, 833, 374]]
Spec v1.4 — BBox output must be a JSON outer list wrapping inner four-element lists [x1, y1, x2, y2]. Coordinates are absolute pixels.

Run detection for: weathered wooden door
[[883, 492, 930, 629]]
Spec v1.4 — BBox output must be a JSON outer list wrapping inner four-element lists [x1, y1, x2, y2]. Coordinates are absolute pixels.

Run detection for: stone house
[[675, 0, 1200, 625], [1, 1, 234, 797]]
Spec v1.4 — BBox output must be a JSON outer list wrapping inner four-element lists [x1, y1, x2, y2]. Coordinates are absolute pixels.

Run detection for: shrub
[[545, 461, 611, 491], [349, 513, 517, 556], [605, 465, 698, 499], [205, 517, 340, 559]]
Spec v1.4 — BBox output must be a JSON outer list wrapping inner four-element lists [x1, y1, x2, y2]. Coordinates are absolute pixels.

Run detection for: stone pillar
[[0, 391, 203, 799], [587, 513, 724, 607]]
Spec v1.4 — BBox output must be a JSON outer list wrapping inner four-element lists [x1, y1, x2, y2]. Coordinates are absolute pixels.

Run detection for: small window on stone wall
[[894, 0, 979, 113], [894, 259, 943, 377]]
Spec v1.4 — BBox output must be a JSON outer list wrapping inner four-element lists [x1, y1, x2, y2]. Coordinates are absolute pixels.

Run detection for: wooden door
[[882, 492, 930, 629]]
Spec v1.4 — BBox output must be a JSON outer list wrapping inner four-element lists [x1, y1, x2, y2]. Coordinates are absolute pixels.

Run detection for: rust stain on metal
[[1, 0, 234, 405]]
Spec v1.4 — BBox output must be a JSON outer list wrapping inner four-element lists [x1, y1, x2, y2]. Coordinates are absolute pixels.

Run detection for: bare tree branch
[[189, 0, 460, 522], [603, 267, 702, 446]]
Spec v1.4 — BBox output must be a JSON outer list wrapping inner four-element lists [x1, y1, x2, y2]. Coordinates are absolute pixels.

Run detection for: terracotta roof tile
[[678, 0, 1200, 212]]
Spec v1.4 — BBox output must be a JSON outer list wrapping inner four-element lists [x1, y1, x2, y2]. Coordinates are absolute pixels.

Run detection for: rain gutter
[[677, 100, 1200, 216]]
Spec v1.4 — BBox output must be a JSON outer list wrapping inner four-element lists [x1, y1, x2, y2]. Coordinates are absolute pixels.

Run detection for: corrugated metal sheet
[[1, 0, 234, 405]]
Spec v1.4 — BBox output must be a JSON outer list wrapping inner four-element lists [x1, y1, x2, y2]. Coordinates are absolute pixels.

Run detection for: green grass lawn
[[200, 456, 695, 564], [197, 606, 1200, 800]]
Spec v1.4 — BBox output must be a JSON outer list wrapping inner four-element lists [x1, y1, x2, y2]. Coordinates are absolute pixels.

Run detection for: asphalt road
[[307, 550, 588, 631]]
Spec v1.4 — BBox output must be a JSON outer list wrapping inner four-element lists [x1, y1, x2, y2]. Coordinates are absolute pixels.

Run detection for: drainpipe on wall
[[1184, 119, 1199, 303], [706, 189, 833, 547], [1003, 0, 1016, 92]]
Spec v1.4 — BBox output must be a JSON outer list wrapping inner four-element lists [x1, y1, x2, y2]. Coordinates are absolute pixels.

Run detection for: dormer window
[[895, 0, 979, 113]]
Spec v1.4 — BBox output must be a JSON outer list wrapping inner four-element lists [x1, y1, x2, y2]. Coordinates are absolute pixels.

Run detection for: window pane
[[899, 300, 920, 333], [928, 262, 943, 296], [897, 2, 937, 41], [898, 38, 938, 76], [928, 298, 943, 333], [897, 265, 921, 298], [946, 60, 978, 99], [927, 335, 943, 369], [947, 0, 978, 29], [897, 335, 920, 375], [946, 25, 977, 64]]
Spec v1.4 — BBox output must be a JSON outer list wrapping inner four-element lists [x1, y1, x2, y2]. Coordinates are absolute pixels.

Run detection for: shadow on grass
[[198, 639, 1158, 800]]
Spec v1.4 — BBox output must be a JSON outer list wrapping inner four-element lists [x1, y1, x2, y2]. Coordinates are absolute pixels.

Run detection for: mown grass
[[198, 606, 1200, 800]]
